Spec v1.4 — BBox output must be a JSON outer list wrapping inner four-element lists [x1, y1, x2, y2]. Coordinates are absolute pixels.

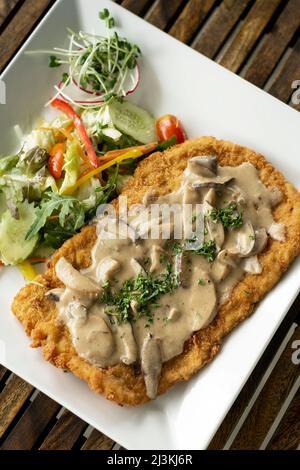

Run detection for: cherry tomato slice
[[48, 142, 65, 179], [156, 114, 186, 144]]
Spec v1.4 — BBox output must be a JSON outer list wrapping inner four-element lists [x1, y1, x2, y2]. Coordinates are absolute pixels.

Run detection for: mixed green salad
[[0, 8, 186, 279]]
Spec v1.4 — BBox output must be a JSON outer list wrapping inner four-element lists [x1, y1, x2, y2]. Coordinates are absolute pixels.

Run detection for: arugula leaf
[[26, 192, 85, 240], [157, 135, 177, 152]]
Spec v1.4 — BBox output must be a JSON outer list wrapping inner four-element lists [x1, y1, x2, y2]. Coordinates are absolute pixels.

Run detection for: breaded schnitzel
[[12, 136, 300, 405]]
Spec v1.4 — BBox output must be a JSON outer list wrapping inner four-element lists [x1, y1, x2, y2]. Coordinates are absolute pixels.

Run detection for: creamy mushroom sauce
[[48, 156, 285, 399]]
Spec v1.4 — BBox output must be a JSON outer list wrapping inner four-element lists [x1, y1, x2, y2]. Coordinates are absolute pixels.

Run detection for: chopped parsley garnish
[[198, 278, 206, 286], [249, 235, 255, 240], [193, 240, 217, 262], [171, 239, 217, 262], [210, 202, 243, 229], [99, 267, 178, 324]]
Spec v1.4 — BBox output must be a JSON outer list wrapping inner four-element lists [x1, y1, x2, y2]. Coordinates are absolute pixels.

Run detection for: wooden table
[[0, 0, 299, 451]]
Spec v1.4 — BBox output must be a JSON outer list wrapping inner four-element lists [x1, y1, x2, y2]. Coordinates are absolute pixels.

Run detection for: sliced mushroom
[[192, 176, 234, 192], [188, 155, 218, 177], [130, 299, 139, 316], [236, 221, 255, 257], [211, 249, 237, 282], [141, 334, 162, 399], [117, 322, 137, 365], [252, 228, 268, 255], [130, 258, 146, 276], [96, 258, 120, 284], [268, 222, 286, 242], [55, 257, 101, 295], [46, 288, 64, 302], [269, 187, 283, 207], [243, 255, 262, 274], [204, 188, 217, 206], [182, 182, 201, 204]]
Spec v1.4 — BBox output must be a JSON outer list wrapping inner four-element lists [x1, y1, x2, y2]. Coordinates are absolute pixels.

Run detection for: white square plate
[[1, 0, 300, 450]]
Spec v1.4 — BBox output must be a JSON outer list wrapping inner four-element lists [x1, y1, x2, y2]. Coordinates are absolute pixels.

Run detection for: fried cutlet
[[12, 136, 300, 405]]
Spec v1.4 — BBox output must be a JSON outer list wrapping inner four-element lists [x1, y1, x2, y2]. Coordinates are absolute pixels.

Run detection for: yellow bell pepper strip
[[72, 147, 144, 192], [37, 126, 74, 142], [18, 261, 37, 281], [51, 98, 99, 168]]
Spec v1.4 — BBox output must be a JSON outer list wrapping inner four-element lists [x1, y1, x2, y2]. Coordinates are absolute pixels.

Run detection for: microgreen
[[48, 55, 61, 68]]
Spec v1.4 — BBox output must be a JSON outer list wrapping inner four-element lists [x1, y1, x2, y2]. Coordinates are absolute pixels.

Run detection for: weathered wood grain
[[121, 0, 153, 16], [169, 0, 218, 44], [0, 0, 20, 28], [244, 0, 300, 87], [145, 0, 185, 30], [81, 428, 115, 450], [193, 0, 252, 59], [0, 374, 33, 439], [0, 365, 7, 383], [0, 0, 54, 71], [229, 325, 300, 449], [269, 37, 300, 104], [1, 392, 60, 450], [208, 305, 300, 449], [267, 384, 300, 449], [218, 0, 282, 72], [39, 409, 87, 450]]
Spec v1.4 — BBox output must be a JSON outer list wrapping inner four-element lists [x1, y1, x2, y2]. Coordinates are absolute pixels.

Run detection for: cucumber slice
[[109, 100, 156, 144], [0, 201, 38, 265]]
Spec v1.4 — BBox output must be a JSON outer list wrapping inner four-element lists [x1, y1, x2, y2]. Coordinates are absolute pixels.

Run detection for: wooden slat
[[269, 37, 300, 104], [267, 385, 300, 450], [244, 0, 300, 87], [81, 428, 115, 450], [1, 392, 60, 450], [208, 308, 299, 449], [39, 409, 87, 450], [169, 0, 218, 44], [145, 0, 185, 30], [0, 0, 54, 71], [229, 325, 300, 449], [218, 0, 282, 72], [0, 365, 7, 383], [0, 0, 20, 29], [121, 0, 153, 16], [193, 0, 252, 59], [0, 374, 33, 439]]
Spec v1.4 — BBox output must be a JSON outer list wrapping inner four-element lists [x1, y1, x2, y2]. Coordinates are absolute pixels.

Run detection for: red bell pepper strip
[[51, 98, 99, 168]]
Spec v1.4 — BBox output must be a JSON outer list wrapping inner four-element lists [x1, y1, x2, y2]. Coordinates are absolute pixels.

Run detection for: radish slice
[[55, 64, 140, 105]]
